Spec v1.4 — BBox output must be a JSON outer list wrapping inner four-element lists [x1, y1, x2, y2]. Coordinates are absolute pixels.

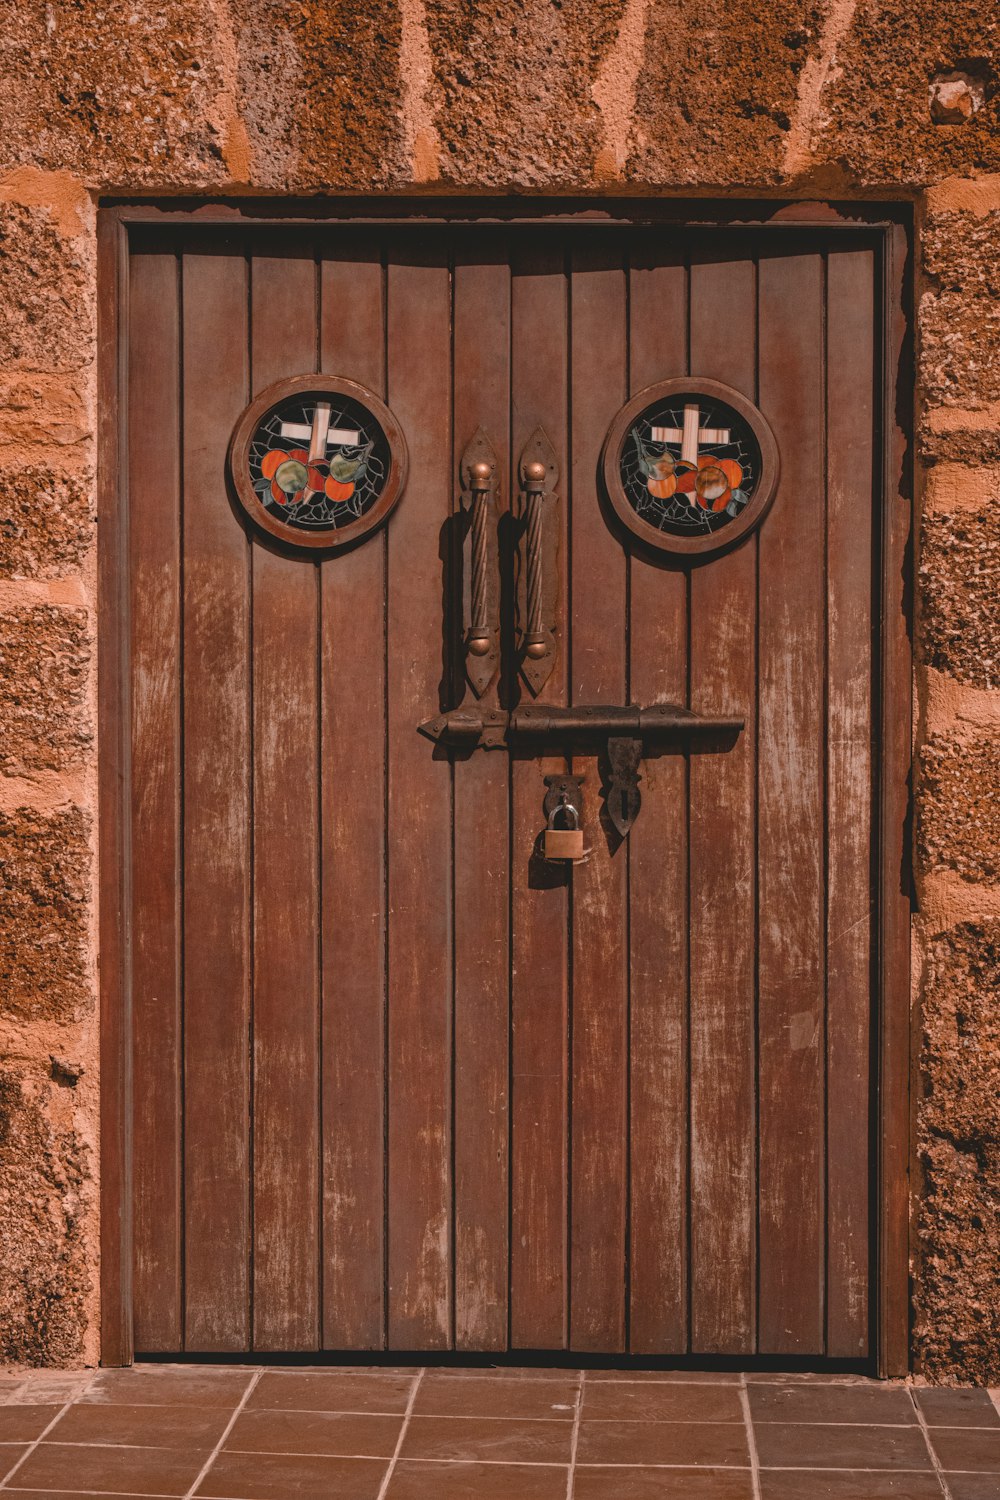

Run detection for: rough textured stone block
[[0, 0, 233, 185], [921, 211, 1000, 408], [916, 922, 1000, 1384], [0, 607, 91, 774], [0, 1064, 90, 1365], [817, 0, 1000, 184], [921, 427, 1000, 467], [425, 0, 616, 186], [919, 733, 1000, 883], [234, 0, 404, 187], [920, 502, 1000, 689], [0, 807, 91, 1024], [0, 199, 93, 372], [626, 0, 822, 186], [0, 467, 93, 579]]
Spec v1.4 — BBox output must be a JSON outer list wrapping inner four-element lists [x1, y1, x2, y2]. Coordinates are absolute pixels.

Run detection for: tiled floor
[[1, 1365, 999, 1499]]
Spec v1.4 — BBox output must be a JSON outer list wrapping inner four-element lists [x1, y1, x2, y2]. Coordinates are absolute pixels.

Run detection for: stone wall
[[1, 0, 998, 1379]]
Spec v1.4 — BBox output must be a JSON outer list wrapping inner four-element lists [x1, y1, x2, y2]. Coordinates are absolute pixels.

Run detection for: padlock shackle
[[547, 801, 580, 830]]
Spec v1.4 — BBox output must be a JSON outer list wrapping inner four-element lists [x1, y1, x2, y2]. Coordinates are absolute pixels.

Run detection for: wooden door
[[125, 219, 888, 1359]]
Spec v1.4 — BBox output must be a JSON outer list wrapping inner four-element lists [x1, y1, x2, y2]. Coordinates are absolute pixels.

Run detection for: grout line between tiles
[[739, 1373, 763, 1500], [182, 1369, 261, 1500], [0, 1382, 94, 1493], [565, 1369, 584, 1500], [907, 1387, 956, 1500], [375, 1366, 424, 1500]]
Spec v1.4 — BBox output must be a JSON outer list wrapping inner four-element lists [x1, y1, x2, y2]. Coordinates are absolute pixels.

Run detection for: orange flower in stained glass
[[260, 447, 325, 505]]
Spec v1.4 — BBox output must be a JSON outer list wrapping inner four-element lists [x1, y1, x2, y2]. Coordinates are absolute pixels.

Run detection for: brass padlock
[[543, 802, 584, 861]]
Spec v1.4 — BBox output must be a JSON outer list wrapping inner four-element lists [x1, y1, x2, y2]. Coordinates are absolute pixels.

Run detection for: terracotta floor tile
[[195, 1449, 387, 1498], [225, 1407, 402, 1457], [456, 1367, 581, 1381], [0, 1404, 62, 1442], [582, 1381, 743, 1423], [574, 1466, 755, 1498], [82, 1367, 253, 1409], [585, 1370, 743, 1384], [6, 1374, 95, 1405], [0, 1445, 30, 1480], [744, 1373, 883, 1386], [929, 1428, 1000, 1472], [387, 1458, 569, 1498], [47, 1401, 233, 1449], [915, 1388, 1000, 1429], [248, 1370, 415, 1413], [400, 1414, 572, 1464], [759, 1472, 944, 1499], [7, 1493, 182, 1499], [414, 1374, 579, 1420], [945, 1475, 1000, 1500], [749, 1383, 917, 1425], [10, 1441, 210, 1495], [576, 1419, 749, 1467], [755, 1423, 932, 1471]]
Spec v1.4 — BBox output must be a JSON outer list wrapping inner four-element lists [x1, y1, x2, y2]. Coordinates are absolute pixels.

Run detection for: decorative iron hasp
[[418, 704, 744, 835]]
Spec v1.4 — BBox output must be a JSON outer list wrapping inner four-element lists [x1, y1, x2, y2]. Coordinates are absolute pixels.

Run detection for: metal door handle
[[517, 428, 560, 695], [459, 428, 500, 698]]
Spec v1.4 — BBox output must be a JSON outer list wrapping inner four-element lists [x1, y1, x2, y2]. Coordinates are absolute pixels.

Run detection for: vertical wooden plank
[[757, 248, 826, 1355], [386, 239, 453, 1349], [182, 244, 251, 1351], [319, 240, 387, 1350], [250, 250, 321, 1351], [129, 249, 182, 1351], [626, 247, 690, 1354], [568, 244, 628, 1353], [687, 252, 758, 1354], [510, 244, 570, 1350], [826, 248, 874, 1358], [452, 247, 510, 1351]]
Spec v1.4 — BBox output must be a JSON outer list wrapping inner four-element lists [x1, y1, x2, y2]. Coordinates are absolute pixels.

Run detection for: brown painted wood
[[385, 239, 453, 1349], [826, 247, 875, 1358], [568, 244, 629, 1353], [626, 248, 690, 1355], [248, 250, 322, 1351], [688, 251, 758, 1354], [452, 247, 511, 1351], [756, 248, 826, 1355], [180, 245, 252, 1351], [510, 243, 571, 1350], [111, 212, 909, 1370], [319, 240, 388, 1350], [128, 249, 182, 1352], [98, 209, 132, 1367]]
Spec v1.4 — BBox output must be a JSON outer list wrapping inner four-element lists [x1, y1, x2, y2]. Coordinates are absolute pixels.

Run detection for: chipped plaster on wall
[[399, 0, 441, 184], [783, 0, 859, 179], [591, 0, 647, 180]]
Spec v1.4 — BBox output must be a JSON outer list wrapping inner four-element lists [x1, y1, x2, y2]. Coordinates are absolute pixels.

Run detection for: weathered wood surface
[[128, 226, 881, 1358]]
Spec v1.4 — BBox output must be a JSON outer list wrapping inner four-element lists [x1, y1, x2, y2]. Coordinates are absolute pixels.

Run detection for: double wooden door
[[126, 219, 883, 1359]]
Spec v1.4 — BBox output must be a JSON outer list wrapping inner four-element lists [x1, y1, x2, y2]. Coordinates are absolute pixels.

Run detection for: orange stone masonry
[[0, 0, 999, 1379]]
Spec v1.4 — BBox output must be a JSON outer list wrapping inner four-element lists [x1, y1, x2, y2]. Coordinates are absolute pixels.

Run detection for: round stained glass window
[[601, 377, 779, 557], [228, 375, 407, 552]]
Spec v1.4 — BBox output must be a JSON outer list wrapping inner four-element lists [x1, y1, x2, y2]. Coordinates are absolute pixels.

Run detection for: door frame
[[97, 198, 913, 1372]]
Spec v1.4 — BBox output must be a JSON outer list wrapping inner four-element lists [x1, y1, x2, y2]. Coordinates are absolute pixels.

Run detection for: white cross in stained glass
[[279, 401, 360, 460], [651, 402, 730, 466]]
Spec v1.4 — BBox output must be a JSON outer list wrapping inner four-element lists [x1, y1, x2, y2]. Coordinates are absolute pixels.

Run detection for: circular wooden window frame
[[227, 374, 409, 553], [600, 376, 780, 558]]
